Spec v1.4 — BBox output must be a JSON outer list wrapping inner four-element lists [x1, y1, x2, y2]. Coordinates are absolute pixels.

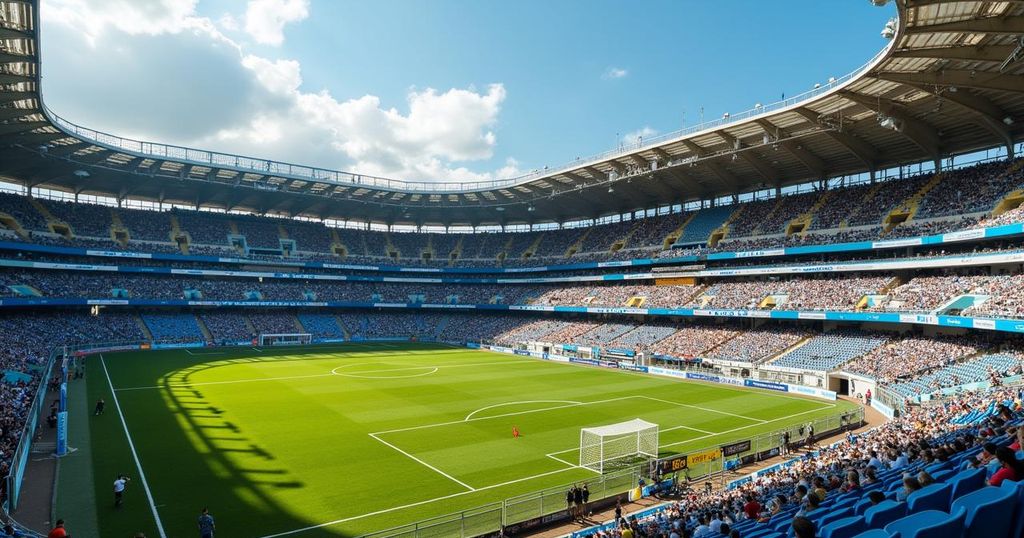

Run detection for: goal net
[[580, 418, 659, 474], [259, 333, 312, 346]]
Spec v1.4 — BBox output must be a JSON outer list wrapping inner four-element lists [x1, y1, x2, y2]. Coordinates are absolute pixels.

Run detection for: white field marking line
[[100, 355, 168, 538], [114, 372, 336, 391], [545, 453, 601, 474], [371, 395, 639, 436], [183, 349, 226, 356], [637, 395, 769, 424], [251, 347, 264, 352], [367, 433, 476, 492], [464, 400, 583, 422], [256, 466, 585, 538], [329, 360, 525, 377], [336, 367, 439, 379], [117, 359, 527, 391]]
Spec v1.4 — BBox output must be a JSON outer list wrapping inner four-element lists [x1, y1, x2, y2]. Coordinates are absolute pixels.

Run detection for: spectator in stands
[[46, 520, 68, 538], [989, 446, 1024, 486]]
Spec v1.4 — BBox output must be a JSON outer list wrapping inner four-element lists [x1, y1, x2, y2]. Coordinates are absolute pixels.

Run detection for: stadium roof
[[0, 0, 1023, 227]]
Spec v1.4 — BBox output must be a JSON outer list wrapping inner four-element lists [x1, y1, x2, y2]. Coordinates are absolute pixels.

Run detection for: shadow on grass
[[91, 342, 453, 538]]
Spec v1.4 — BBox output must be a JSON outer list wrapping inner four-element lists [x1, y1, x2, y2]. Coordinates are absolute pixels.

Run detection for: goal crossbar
[[580, 418, 658, 474]]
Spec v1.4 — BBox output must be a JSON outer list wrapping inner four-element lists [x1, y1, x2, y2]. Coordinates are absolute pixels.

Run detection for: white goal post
[[580, 418, 659, 474], [259, 333, 312, 346]]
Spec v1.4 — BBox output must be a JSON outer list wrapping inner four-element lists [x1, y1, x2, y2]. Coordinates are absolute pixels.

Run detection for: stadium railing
[[3, 346, 58, 538]]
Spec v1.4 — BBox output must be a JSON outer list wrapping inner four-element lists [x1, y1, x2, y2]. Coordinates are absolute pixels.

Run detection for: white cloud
[[218, 13, 240, 32], [40, 0, 517, 183], [244, 0, 310, 46], [622, 127, 657, 147], [602, 67, 628, 80]]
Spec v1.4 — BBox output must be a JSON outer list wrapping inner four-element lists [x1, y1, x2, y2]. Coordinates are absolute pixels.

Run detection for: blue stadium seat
[[744, 528, 777, 538], [820, 516, 866, 538], [907, 483, 951, 513], [884, 507, 965, 538], [851, 531, 891, 538], [950, 484, 1016, 538], [854, 497, 874, 515], [818, 507, 855, 529], [948, 467, 986, 502], [1000, 479, 1024, 538], [865, 500, 907, 529]]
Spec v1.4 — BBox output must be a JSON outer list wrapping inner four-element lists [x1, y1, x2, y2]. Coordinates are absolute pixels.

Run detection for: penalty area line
[[367, 433, 476, 492]]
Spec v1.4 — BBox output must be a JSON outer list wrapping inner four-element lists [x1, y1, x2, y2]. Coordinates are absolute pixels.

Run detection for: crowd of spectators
[[843, 333, 994, 383], [587, 385, 1023, 538], [0, 157, 1021, 272], [707, 327, 807, 364]]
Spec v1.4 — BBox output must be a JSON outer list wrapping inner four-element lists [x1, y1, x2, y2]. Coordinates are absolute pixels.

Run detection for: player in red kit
[[512, 426, 520, 438]]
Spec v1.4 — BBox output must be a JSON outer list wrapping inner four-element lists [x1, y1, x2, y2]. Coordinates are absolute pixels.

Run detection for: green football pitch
[[57, 342, 855, 537]]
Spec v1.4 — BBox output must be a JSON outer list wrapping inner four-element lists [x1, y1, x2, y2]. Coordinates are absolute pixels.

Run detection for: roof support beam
[[0, 120, 45, 134], [0, 91, 35, 104], [0, 108, 34, 121], [753, 119, 827, 177], [879, 78, 1014, 155], [45, 142, 88, 157], [716, 132, 777, 182], [626, 154, 648, 168], [839, 91, 942, 161], [904, 17, 1024, 35], [649, 147, 671, 163], [0, 52, 35, 64], [0, 73, 32, 84], [75, 150, 113, 165], [794, 108, 879, 169], [0, 28, 29, 40], [874, 69, 1024, 95], [681, 140, 740, 189], [890, 45, 1016, 63], [583, 166, 607, 181]]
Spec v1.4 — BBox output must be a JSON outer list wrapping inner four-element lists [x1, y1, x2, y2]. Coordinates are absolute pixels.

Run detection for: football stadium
[[0, 0, 1024, 537]]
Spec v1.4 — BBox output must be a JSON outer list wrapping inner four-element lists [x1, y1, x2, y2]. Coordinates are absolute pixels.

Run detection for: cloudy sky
[[39, 0, 890, 183]]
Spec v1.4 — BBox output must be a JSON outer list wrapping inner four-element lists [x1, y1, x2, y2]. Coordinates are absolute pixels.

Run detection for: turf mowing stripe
[[367, 433, 476, 491], [115, 359, 531, 391], [99, 355, 168, 538]]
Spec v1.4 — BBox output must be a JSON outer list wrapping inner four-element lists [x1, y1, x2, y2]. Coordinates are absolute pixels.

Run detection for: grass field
[[59, 342, 856, 537]]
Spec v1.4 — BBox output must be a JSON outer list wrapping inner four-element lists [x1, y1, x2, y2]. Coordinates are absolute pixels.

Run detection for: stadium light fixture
[[881, 18, 897, 39], [73, 170, 90, 178], [527, 205, 535, 212], [877, 113, 902, 132], [608, 186, 614, 193], [1004, 116, 1015, 126], [871, 0, 890, 6]]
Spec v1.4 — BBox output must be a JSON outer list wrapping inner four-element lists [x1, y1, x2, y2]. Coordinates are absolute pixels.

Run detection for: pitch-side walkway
[[532, 398, 886, 538]]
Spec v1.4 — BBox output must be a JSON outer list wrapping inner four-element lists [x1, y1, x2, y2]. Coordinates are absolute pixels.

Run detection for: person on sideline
[[198, 507, 216, 538]]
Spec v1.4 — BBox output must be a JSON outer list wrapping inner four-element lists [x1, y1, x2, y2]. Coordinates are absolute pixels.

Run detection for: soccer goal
[[259, 333, 312, 346], [580, 418, 659, 473]]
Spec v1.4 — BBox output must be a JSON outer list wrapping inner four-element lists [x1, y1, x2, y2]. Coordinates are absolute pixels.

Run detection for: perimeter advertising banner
[[721, 439, 751, 457], [687, 447, 722, 466]]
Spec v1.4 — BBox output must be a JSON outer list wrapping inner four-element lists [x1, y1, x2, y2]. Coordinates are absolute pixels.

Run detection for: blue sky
[[40, 0, 893, 182]]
